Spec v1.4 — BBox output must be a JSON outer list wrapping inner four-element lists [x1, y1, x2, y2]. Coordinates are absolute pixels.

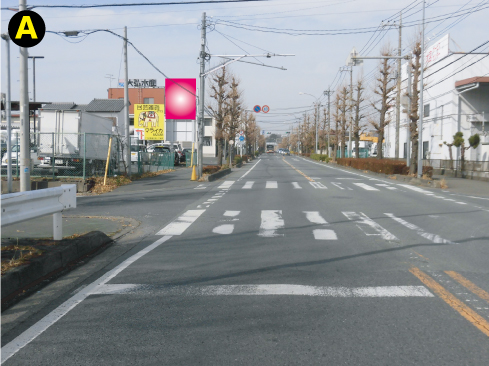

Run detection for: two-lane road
[[2, 154, 489, 365]]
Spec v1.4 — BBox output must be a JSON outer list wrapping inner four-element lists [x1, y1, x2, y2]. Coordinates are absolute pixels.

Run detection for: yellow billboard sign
[[134, 104, 165, 140]]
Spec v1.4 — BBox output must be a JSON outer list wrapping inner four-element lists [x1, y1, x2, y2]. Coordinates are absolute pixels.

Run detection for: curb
[[1, 231, 112, 303], [207, 168, 232, 182]]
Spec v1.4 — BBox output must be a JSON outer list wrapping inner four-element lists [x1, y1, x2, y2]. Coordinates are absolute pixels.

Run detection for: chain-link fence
[[133, 150, 175, 175], [1, 133, 128, 179]]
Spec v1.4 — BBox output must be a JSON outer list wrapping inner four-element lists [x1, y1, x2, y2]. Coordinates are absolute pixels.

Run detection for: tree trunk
[[377, 131, 384, 159], [409, 138, 418, 175]]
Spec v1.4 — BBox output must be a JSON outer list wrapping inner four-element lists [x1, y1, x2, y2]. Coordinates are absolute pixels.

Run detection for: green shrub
[[311, 154, 330, 162], [233, 156, 242, 166]]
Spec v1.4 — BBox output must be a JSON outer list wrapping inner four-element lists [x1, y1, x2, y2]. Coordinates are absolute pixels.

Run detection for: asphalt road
[[2, 154, 489, 365]]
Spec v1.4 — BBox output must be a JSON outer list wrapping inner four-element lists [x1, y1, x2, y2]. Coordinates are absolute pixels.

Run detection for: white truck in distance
[[38, 109, 113, 175]]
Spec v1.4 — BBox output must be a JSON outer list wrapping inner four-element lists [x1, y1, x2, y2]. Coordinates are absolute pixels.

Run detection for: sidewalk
[[433, 174, 489, 197]]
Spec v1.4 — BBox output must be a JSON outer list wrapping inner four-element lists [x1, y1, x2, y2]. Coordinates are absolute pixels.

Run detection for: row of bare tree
[[287, 37, 425, 175], [207, 67, 265, 165]]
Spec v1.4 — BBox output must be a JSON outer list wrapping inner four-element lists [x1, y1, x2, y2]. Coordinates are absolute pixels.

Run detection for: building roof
[[455, 76, 489, 88], [85, 99, 125, 112], [41, 102, 88, 111]]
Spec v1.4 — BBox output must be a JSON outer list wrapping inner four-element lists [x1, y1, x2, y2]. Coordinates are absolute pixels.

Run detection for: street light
[[299, 92, 322, 154]]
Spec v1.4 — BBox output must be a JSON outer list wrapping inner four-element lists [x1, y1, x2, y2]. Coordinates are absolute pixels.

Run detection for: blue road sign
[[253, 105, 261, 113], [239, 136, 245, 142]]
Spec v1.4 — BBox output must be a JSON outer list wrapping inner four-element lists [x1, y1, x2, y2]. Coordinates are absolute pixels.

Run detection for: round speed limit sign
[[262, 105, 270, 113]]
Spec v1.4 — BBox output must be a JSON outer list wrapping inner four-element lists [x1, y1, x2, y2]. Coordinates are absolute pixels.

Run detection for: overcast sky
[[1, 0, 488, 133]]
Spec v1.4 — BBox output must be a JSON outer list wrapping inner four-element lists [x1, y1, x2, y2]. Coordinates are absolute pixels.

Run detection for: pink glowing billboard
[[165, 78, 196, 120]]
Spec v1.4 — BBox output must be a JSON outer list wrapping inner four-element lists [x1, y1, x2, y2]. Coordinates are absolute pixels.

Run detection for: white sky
[[1, 0, 488, 133]]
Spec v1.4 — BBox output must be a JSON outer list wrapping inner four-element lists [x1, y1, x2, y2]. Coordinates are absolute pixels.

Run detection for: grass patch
[[1, 243, 44, 275], [87, 169, 173, 194]]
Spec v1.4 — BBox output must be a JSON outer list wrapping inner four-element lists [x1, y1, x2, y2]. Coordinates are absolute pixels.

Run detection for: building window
[[143, 97, 154, 104], [423, 141, 429, 160], [423, 104, 430, 117], [203, 137, 212, 146], [204, 118, 212, 127]]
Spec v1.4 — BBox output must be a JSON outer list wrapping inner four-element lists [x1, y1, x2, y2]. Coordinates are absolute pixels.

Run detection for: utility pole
[[124, 26, 131, 176], [28, 56, 44, 145], [324, 89, 334, 157], [198, 12, 207, 178], [349, 66, 353, 157], [406, 59, 412, 167], [2, 33, 12, 192], [19, 0, 30, 191], [418, 0, 426, 178], [315, 102, 320, 154], [395, 12, 402, 159]]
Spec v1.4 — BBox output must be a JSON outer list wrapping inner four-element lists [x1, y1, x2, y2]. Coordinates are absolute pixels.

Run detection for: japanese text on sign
[[134, 104, 165, 140]]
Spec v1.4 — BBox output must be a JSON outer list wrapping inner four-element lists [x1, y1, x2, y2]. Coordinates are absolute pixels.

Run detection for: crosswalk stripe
[[331, 182, 345, 190], [292, 182, 302, 189], [242, 181, 254, 189], [258, 210, 284, 237], [266, 181, 278, 189], [353, 183, 379, 191], [342, 211, 399, 242], [156, 210, 205, 236], [304, 211, 328, 224], [213, 224, 234, 235], [313, 229, 338, 240], [310, 182, 327, 189], [219, 181, 235, 189]]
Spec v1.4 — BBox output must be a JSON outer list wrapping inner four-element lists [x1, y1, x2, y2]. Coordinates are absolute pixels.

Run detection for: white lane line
[[386, 187, 397, 190], [310, 182, 327, 189], [224, 211, 240, 217], [156, 210, 205, 235], [376, 184, 390, 187], [92, 284, 433, 298], [353, 183, 379, 191], [219, 181, 235, 189], [258, 210, 284, 237], [194, 184, 206, 190], [237, 159, 261, 181], [385, 213, 457, 244], [398, 185, 431, 194], [1, 235, 173, 363], [242, 181, 254, 189], [342, 212, 399, 242], [456, 202, 467, 205], [331, 182, 345, 190], [304, 211, 328, 224], [266, 181, 278, 189], [292, 182, 302, 189], [313, 229, 338, 240], [336, 178, 361, 180], [213, 224, 235, 235]]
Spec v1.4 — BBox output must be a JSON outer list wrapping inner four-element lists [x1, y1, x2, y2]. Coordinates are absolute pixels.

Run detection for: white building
[[384, 34, 489, 162]]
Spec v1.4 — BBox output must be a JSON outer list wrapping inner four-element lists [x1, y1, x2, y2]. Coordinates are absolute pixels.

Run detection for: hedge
[[336, 158, 433, 177]]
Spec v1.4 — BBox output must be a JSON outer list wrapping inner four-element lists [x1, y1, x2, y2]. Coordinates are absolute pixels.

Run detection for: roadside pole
[[2, 33, 13, 192], [19, 0, 30, 191], [198, 12, 207, 178], [417, 0, 426, 178], [324, 89, 333, 157], [406, 59, 412, 167], [395, 12, 402, 159], [348, 66, 353, 157], [124, 26, 131, 176]]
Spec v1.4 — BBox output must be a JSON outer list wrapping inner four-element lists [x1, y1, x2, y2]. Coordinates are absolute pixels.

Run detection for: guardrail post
[[53, 212, 62, 240]]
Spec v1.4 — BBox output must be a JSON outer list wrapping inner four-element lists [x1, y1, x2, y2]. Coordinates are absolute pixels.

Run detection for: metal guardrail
[[1, 184, 77, 240]]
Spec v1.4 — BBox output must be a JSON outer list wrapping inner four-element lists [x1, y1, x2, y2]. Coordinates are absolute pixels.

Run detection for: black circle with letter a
[[8, 10, 45, 48]]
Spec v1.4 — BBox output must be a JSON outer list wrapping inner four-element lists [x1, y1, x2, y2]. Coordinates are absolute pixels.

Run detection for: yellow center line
[[282, 157, 315, 182], [410, 267, 489, 338], [445, 271, 489, 305]]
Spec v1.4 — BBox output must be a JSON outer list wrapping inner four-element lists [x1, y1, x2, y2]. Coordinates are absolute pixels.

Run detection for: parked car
[[181, 148, 193, 163], [1, 145, 42, 167], [148, 145, 179, 165], [282, 149, 290, 156], [130, 144, 148, 164]]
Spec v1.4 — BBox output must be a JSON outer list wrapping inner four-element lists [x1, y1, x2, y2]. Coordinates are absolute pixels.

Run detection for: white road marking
[[456, 202, 467, 205], [194, 184, 207, 190], [1, 235, 173, 363], [213, 224, 234, 235], [336, 177, 361, 180], [342, 212, 399, 242], [258, 210, 284, 237], [266, 181, 278, 189], [313, 229, 338, 240], [242, 181, 254, 189], [224, 211, 240, 217], [353, 183, 379, 191], [92, 284, 433, 298], [304, 211, 328, 224], [331, 182, 345, 190], [386, 187, 397, 190], [385, 213, 457, 244], [237, 159, 261, 181], [310, 182, 327, 189], [398, 185, 431, 194], [156, 210, 205, 235], [218, 181, 235, 189], [292, 182, 302, 189]]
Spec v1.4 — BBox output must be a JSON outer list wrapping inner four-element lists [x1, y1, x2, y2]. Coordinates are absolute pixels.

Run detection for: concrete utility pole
[[348, 66, 353, 157], [2, 33, 13, 192], [324, 90, 334, 157], [418, 0, 426, 178], [395, 12, 402, 159], [406, 60, 412, 167], [198, 12, 207, 178], [19, 0, 30, 191], [28, 56, 44, 144], [123, 26, 131, 176]]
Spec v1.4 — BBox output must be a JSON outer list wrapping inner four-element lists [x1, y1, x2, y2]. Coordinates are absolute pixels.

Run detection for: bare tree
[[369, 46, 396, 159], [338, 86, 349, 158], [332, 92, 342, 161], [352, 78, 365, 158], [207, 66, 230, 166], [223, 75, 243, 165], [408, 38, 422, 174]]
